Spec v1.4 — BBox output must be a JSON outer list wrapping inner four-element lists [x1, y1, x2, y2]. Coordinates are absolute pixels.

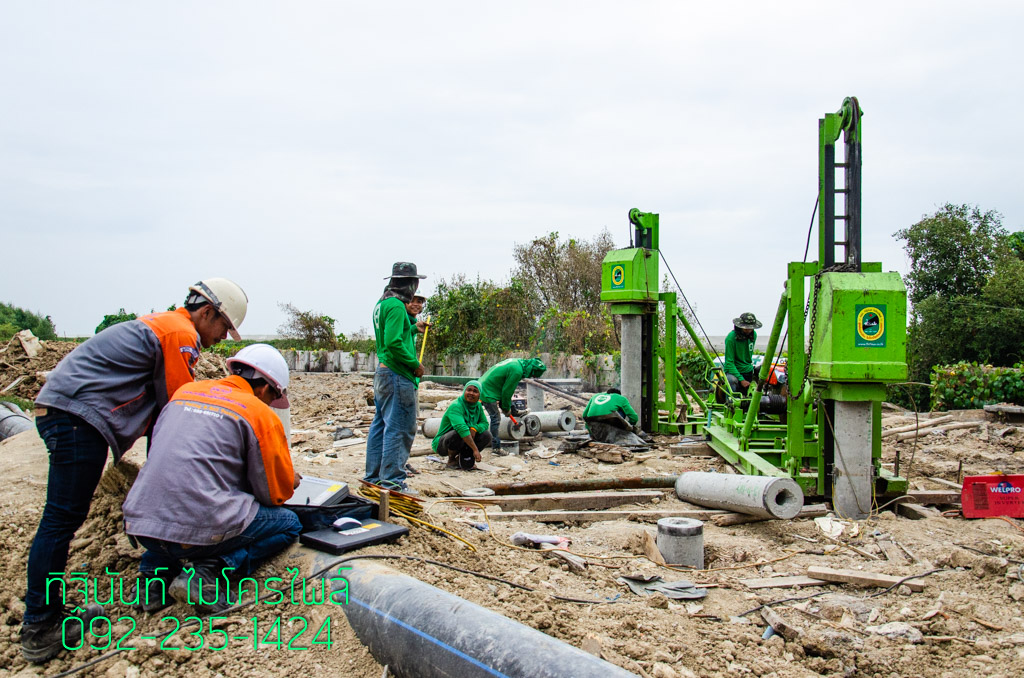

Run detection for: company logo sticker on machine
[[610, 264, 625, 289], [855, 304, 886, 348]]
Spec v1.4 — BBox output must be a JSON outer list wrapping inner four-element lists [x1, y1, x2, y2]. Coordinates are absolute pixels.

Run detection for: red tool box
[[961, 475, 1024, 518]]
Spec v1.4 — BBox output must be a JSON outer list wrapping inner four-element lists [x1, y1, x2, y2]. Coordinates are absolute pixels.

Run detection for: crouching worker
[[122, 344, 300, 615], [478, 357, 547, 454], [433, 380, 492, 470], [582, 388, 645, 446]]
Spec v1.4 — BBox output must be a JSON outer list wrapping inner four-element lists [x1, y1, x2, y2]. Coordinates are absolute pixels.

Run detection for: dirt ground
[[2, 347, 1024, 677]]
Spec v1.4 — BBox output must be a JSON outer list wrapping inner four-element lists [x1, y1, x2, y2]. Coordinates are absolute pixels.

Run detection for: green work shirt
[[478, 358, 546, 411], [373, 297, 420, 384], [582, 392, 638, 426], [432, 381, 489, 452], [724, 329, 756, 379]]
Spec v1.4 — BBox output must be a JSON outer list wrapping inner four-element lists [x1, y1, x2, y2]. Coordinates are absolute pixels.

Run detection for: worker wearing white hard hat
[[185, 277, 249, 345], [123, 343, 300, 616], [24, 278, 248, 664]]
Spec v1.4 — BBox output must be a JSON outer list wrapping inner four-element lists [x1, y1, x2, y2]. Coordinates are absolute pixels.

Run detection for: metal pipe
[[740, 292, 789, 443], [675, 471, 804, 519], [484, 476, 679, 495], [532, 410, 576, 432], [676, 370, 708, 415], [522, 379, 588, 406], [333, 558, 638, 678]]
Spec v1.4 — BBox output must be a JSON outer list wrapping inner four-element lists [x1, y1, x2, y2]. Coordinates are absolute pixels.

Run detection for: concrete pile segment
[[674, 471, 804, 519]]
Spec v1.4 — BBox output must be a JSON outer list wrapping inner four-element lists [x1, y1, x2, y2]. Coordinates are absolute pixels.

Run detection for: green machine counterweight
[[600, 97, 908, 518]]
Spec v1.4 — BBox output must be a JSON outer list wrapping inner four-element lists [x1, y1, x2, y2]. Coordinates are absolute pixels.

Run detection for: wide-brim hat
[[733, 312, 762, 330], [385, 262, 427, 279]]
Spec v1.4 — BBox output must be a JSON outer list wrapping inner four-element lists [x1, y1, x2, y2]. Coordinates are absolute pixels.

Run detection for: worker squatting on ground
[[365, 262, 427, 493], [122, 344, 300, 615], [582, 387, 645, 445], [432, 380, 492, 470], [21, 278, 247, 664], [724, 311, 762, 394], [478, 357, 547, 454]]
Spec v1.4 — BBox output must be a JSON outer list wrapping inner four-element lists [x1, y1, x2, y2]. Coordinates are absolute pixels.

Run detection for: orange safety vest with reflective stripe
[[123, 375, 295, 545], [36, 308, 201, 460]]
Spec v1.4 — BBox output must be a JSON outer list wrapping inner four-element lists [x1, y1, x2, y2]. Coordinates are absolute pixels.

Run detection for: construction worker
[[724, 311, 761, 394], [22, 278, 247, 663], [122, 344, 299, 614], [365, 262, 426, 493], [582, 387, 643, 445], [478, 357, 547, 454], [432, 380, 491, 470]]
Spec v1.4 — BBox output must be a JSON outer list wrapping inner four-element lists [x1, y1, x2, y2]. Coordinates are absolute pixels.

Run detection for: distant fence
[[280, 350, 618, 391]]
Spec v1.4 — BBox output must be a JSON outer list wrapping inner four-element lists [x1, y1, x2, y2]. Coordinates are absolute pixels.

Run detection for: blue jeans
[[482, 401, 503, 451], [136, 505, 301, 577], [364, 366, 417, 489], [25, 410, 110, 624]]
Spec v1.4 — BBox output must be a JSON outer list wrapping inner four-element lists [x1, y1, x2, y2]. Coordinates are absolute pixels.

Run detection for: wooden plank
[[1, 375, 26, 393], [16, 330, 41, 358], [896, 421, 983, 442], [473, 508, 729, 523], [806, 566, 926, 592], [928, 477, 963, 491], [740, 575, 829, 590], [907, 490, 960, 505], [882, 415, 953, 438], [468, 490, 666, 512], [897, 503, 941, 520], [985, 404, 1024, 415], [540, 544, 587, 571], [876, 538, 908, 563], [882, 490, 961, 506], [712, 503, 828, 526], [761, 607, 803, 639]]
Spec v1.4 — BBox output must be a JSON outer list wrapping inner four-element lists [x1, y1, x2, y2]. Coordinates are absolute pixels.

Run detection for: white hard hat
[[227, 343, 290, 408], [188, 278, 248, 341]]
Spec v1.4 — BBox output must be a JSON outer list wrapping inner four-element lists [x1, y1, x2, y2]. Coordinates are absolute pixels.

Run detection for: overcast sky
[[2, 1, 1021, 340]]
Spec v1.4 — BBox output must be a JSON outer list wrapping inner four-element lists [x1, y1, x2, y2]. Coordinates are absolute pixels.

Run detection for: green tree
[[95, 308, 137, 334], [895, 204, 1024, 406], [894, 203, 1006, 305], [0, 302, 57, 340], [512, 230, 619, 353], [424, 275, 535, 356], [277, 303, 339, 350]]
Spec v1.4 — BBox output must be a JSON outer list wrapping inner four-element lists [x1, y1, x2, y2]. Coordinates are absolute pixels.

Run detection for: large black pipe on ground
[[329, 558, 638, 678]]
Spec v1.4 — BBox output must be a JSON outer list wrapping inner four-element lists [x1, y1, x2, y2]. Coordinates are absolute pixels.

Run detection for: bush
[[277, 303, 338, 350], [531, 307, 617, 355], [0, 302, 57, 340], [931, 362, 1024, 410], [425, 275, 535, 356]]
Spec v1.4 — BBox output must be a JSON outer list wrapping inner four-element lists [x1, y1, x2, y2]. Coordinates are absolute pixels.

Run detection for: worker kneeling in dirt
[[121, 344, 300, 615], [433, 380, 492, 470], [724, 311, 761, 394], [478, 357, 547, 454], [22, 278, 247, 664], [583, 388, 645, 446]]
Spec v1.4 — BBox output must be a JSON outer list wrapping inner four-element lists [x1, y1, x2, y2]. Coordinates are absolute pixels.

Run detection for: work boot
[[21, 603, 105, 664], [131, 569, 177, 613], [168, 559, 234, 614]]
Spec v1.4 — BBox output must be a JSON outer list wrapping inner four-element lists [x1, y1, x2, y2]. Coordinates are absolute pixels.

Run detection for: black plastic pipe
[[325, 557, 638, 678]]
